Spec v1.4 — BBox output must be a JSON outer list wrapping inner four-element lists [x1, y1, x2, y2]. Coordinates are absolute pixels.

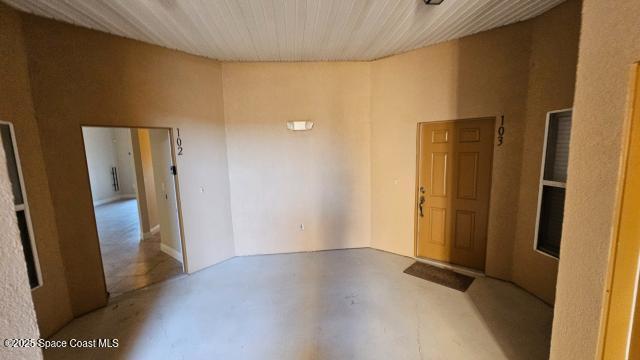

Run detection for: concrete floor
[[96, 199, 183, 295], [45, 248, 552, 360]]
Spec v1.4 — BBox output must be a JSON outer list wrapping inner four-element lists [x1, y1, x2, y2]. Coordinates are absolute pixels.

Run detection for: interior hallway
[[46, 249, 552, 360], [96, 199, 183, 296]]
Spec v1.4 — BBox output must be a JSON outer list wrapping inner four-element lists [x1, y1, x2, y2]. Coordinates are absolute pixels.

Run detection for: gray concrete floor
[[96, 199, 183, 296], [45, 248, 552, 360]]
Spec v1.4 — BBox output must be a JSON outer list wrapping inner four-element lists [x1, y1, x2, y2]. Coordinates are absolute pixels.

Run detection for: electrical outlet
[[299, 224, 305, 231]]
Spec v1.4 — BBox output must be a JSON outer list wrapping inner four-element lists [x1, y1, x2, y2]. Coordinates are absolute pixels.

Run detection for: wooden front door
[[415, 118, 495, 271]]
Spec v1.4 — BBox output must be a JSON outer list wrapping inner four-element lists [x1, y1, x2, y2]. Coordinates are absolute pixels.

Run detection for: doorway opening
[[81, 126, 185, 297], [414, 117, 495, 272]]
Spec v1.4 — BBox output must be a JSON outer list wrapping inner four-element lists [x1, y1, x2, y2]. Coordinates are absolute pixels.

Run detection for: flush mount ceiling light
[[424, 0, 445, 4], [287, 121, 314, 131]]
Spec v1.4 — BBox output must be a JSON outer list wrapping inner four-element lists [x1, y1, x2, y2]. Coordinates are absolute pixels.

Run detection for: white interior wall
[[82, 127, 117, 204], [149, 129, 182, 261], [82, 127, 137, 205], [112, 128, 136, 197]]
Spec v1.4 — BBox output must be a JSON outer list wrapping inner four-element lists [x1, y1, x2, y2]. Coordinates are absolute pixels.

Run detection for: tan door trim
[[597, 63, 640, 359], [413, 116, 496, 268]]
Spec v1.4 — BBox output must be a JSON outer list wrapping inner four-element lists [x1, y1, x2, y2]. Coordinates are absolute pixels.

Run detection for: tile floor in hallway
[[95, 199, 183, 296], [45, 248, 553, 360]]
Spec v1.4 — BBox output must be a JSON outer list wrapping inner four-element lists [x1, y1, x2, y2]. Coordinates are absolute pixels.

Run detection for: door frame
[[597, 63, 640, 359], [413, 116, 497, 271], [79, 124, 190, 290]]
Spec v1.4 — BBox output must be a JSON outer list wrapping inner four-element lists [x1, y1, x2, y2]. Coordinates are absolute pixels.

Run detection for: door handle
[[419, 195, 425, 217]]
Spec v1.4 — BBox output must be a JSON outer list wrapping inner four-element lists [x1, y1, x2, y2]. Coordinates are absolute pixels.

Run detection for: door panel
[[454, 210, 475, 250], [431, 152, 448, 197], [457, 152, 479, 199], [416, 118, 495, 271], [429, 208, 447, 245]]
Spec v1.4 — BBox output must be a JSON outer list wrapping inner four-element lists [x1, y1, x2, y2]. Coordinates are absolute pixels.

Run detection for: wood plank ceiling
[[3, 0, 566, 61]]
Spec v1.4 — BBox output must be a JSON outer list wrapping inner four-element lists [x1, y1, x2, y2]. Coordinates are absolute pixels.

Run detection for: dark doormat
[[404, 262, 474, 292]]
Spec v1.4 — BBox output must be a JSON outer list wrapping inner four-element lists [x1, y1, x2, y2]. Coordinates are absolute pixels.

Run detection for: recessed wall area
[[223, 62, 371, 255], [0, 0, 583, 338]]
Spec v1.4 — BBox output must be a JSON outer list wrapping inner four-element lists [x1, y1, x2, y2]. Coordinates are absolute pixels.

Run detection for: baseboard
[[161, 244, 183, 263], [141, 224, 160, 240], [93, 193, 136, 206]]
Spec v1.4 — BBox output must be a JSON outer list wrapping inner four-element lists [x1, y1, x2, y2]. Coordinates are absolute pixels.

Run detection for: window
[[534, 109, 572, 259], [0, 121, 41, 288]]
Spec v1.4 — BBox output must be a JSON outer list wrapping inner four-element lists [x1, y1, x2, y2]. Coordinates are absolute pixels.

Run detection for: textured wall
[[551, 0, 640, 358], [0, 3, 73, 338], [223, 62, 371, 255], [0, 135, 42, 360], [369, 0, 580, 303], [511, 0, 581, 304], [369, 19, 533, 279], [20, 13, 235, 316]]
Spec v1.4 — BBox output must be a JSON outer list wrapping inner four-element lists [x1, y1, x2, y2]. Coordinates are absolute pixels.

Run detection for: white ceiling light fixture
[[287, 121, 314, 131]]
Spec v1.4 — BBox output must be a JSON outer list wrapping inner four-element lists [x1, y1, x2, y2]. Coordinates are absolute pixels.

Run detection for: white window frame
[[1, 120, 43, 290], [533, 108, 572, 260]]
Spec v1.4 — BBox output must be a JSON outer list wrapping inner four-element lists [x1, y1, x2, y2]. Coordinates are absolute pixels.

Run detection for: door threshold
[[414, 257, 485, 278]]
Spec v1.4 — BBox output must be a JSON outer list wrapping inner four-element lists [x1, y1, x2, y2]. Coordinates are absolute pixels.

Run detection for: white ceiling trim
[[3, 0, 566, 61]]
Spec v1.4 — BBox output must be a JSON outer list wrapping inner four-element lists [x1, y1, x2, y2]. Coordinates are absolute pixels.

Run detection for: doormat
[[404, 262, 474, 292]]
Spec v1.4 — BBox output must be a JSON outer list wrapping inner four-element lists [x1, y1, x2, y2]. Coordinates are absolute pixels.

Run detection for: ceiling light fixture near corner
[[287, 121, 314, 131], [424, 0, 445, 4]]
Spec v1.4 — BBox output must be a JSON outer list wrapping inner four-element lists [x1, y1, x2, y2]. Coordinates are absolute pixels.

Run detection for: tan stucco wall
[[550, 0, 640, 358], [369, 21, 532, 280], [369, 0, 580, 302], [511, 0, 581, 304], [0, 132, 42, 360], [222, 62, 371, 255], [0, 3, 73, 338], [19, 13, 235, 317]]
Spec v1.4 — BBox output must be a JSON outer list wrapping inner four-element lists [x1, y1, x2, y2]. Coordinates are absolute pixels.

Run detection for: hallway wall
[[222, 62, 371, 255], [19, 12, 235, 318], [551, 0, 640, 358], [0, 3, 73, 337], [82, 127, 137, 205], [0, 126, 42, 359], [112, 128, 137, 198], [369, 0, 580, 303], [511, 0, 581, 304], [131, 128, 159, 235], [149, 129, 183, 259]]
